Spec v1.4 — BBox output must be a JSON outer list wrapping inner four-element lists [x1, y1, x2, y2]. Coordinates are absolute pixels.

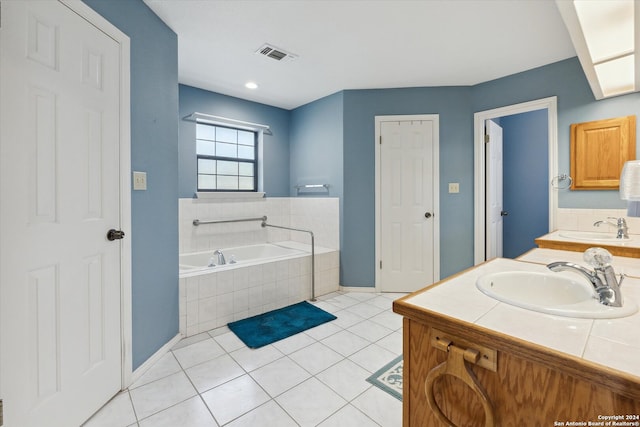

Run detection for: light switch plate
[[448, 182, 460, 193], [133, 171, 147, 190]]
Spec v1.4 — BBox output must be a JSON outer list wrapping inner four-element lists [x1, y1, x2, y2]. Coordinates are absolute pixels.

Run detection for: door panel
[[486, 119, 503, 259], [1, 1, 122, 425], [502, 110, 549, 258], [379, 119, 437, 292]]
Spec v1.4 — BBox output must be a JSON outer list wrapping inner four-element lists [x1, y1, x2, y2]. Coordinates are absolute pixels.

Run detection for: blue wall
[[82, 0, 179, 370], [331, 59, 640, 286], [289, 92, 344, 275], [290, 92, 344, 198], [472, 58, 640, 209], [502, 110, 549, 258], [181, 62, 640, 288], [82, 0, 640, 369], [178, 85, 291, 197], [342, 88, 474, 284]]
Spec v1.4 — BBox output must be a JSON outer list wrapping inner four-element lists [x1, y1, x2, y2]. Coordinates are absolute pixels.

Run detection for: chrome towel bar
[[193, 216, 267, 226], [191, 215, 318, 303]]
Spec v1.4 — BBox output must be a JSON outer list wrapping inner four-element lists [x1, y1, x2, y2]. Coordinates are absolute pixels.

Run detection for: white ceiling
[[144, 0, 577, 110]]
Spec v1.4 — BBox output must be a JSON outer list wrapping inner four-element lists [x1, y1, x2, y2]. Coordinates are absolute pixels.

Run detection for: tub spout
[[214, 249, 226, 265]]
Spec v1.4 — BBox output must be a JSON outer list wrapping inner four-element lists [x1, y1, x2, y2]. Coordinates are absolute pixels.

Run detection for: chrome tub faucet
[[547, 248, 624, 307], [214, 249, 226, 265]]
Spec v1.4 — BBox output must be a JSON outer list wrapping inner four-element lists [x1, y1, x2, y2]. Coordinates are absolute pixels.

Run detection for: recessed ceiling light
[[245, 82, 258, 90]]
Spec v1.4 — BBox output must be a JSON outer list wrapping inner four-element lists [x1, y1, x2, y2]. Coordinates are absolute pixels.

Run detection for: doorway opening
[[473, 97, 558, 264]]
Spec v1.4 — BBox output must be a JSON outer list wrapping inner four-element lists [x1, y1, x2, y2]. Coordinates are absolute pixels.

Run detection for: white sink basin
[[476, 271, 638, 319], [558, 231, 622, 241]]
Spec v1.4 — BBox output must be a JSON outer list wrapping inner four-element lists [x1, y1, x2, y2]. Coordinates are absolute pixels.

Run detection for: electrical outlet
[[133, 171, 147, 190], [448, 182, 460, 193]]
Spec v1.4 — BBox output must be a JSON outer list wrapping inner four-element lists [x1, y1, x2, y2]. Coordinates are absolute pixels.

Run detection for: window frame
[[196, 123, 259, 192]]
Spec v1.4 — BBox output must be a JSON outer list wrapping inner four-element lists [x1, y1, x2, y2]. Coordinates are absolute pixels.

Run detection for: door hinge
[[484, 134, 490, 143], [379, 260, 382, 269], [379, 136, 382, 145]]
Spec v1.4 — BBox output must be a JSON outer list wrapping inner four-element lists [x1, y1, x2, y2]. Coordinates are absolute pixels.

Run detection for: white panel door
[[0, 1, 123, 425], [379, 119, 437, 292], [486, 119, 504, 259]]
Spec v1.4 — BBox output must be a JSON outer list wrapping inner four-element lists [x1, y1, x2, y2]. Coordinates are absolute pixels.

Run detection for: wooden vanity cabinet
[[534, 237, 640, 258], [395, 304, 640, 427]]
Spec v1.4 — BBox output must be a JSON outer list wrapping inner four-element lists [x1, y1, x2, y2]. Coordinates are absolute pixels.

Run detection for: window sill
[[195, 192, 265, 200]]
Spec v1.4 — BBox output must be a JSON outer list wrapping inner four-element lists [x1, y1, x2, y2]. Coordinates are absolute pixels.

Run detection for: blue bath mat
[[228, 301, 337, 349]]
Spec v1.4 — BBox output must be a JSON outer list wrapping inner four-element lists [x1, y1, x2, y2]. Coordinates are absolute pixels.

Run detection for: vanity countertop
[[535, 230, 640, 258], [393, 248, 640, 395]]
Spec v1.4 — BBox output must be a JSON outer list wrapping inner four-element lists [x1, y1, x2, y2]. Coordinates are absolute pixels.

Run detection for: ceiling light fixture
[[245, 81, 258, 90], [556, 0, 639, 99]]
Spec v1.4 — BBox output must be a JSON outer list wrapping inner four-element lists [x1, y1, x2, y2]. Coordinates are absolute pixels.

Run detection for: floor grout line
[[86, 291, 405, 427]]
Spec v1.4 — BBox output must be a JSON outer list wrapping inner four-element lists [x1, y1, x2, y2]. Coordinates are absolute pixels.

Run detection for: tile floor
[[84, 291, 406, 427]]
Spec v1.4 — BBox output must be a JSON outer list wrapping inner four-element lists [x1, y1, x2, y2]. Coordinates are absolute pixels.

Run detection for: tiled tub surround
[[179, 197, 340, 337], [180, 243, 305, 273], [179, 197, 339, 254], [180, 242, 339, 336]]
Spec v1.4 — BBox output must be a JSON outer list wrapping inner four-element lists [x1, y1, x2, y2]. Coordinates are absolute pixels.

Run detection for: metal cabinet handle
[[425, 212, 432, 219], [424, 343, 495, 426], [107, 229, 125, 241]]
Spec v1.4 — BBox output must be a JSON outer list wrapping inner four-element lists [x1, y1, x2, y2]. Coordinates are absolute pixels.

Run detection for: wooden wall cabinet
[[570, 115, 636, 190]]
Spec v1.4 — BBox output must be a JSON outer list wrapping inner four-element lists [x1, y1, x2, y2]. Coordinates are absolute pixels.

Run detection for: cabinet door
[[570, 115, 636, 190], [404, 320, 640, 426]]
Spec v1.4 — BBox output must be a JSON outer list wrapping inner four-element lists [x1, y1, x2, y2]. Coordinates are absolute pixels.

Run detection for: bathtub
[[179, 243, 307, 274], [178, 241, 340, 337]]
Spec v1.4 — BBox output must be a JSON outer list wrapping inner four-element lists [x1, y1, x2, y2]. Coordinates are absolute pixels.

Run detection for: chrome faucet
[[214, 249, 226, 265], [593, 216, 629, 239], [547, 248, 624, 307]]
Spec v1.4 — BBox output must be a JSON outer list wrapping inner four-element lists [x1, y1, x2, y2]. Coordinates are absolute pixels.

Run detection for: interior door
[[486, 119, 504, 259], [0, 1, 123, 425], [501, 109, 549, 258], [379, 119, 437, 292]]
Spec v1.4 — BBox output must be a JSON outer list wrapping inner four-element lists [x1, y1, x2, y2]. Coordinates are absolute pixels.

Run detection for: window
[[196, 123, 258, 191]]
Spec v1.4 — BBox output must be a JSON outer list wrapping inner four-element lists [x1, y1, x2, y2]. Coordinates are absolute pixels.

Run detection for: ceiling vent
[[255, 44, 298, 62]]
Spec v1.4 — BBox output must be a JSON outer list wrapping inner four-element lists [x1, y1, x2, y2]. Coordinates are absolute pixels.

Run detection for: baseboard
[[339, 285, 376, 293], [128, 332, 183, 387]]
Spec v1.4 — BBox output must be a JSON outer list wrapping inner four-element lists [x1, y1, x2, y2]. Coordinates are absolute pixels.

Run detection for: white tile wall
[[290, 198, 340, 249], [556, 208, 640, 235], [179, 197, 340, 253], [179, 251, 340, 337], [178, 196, 341, 337]]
